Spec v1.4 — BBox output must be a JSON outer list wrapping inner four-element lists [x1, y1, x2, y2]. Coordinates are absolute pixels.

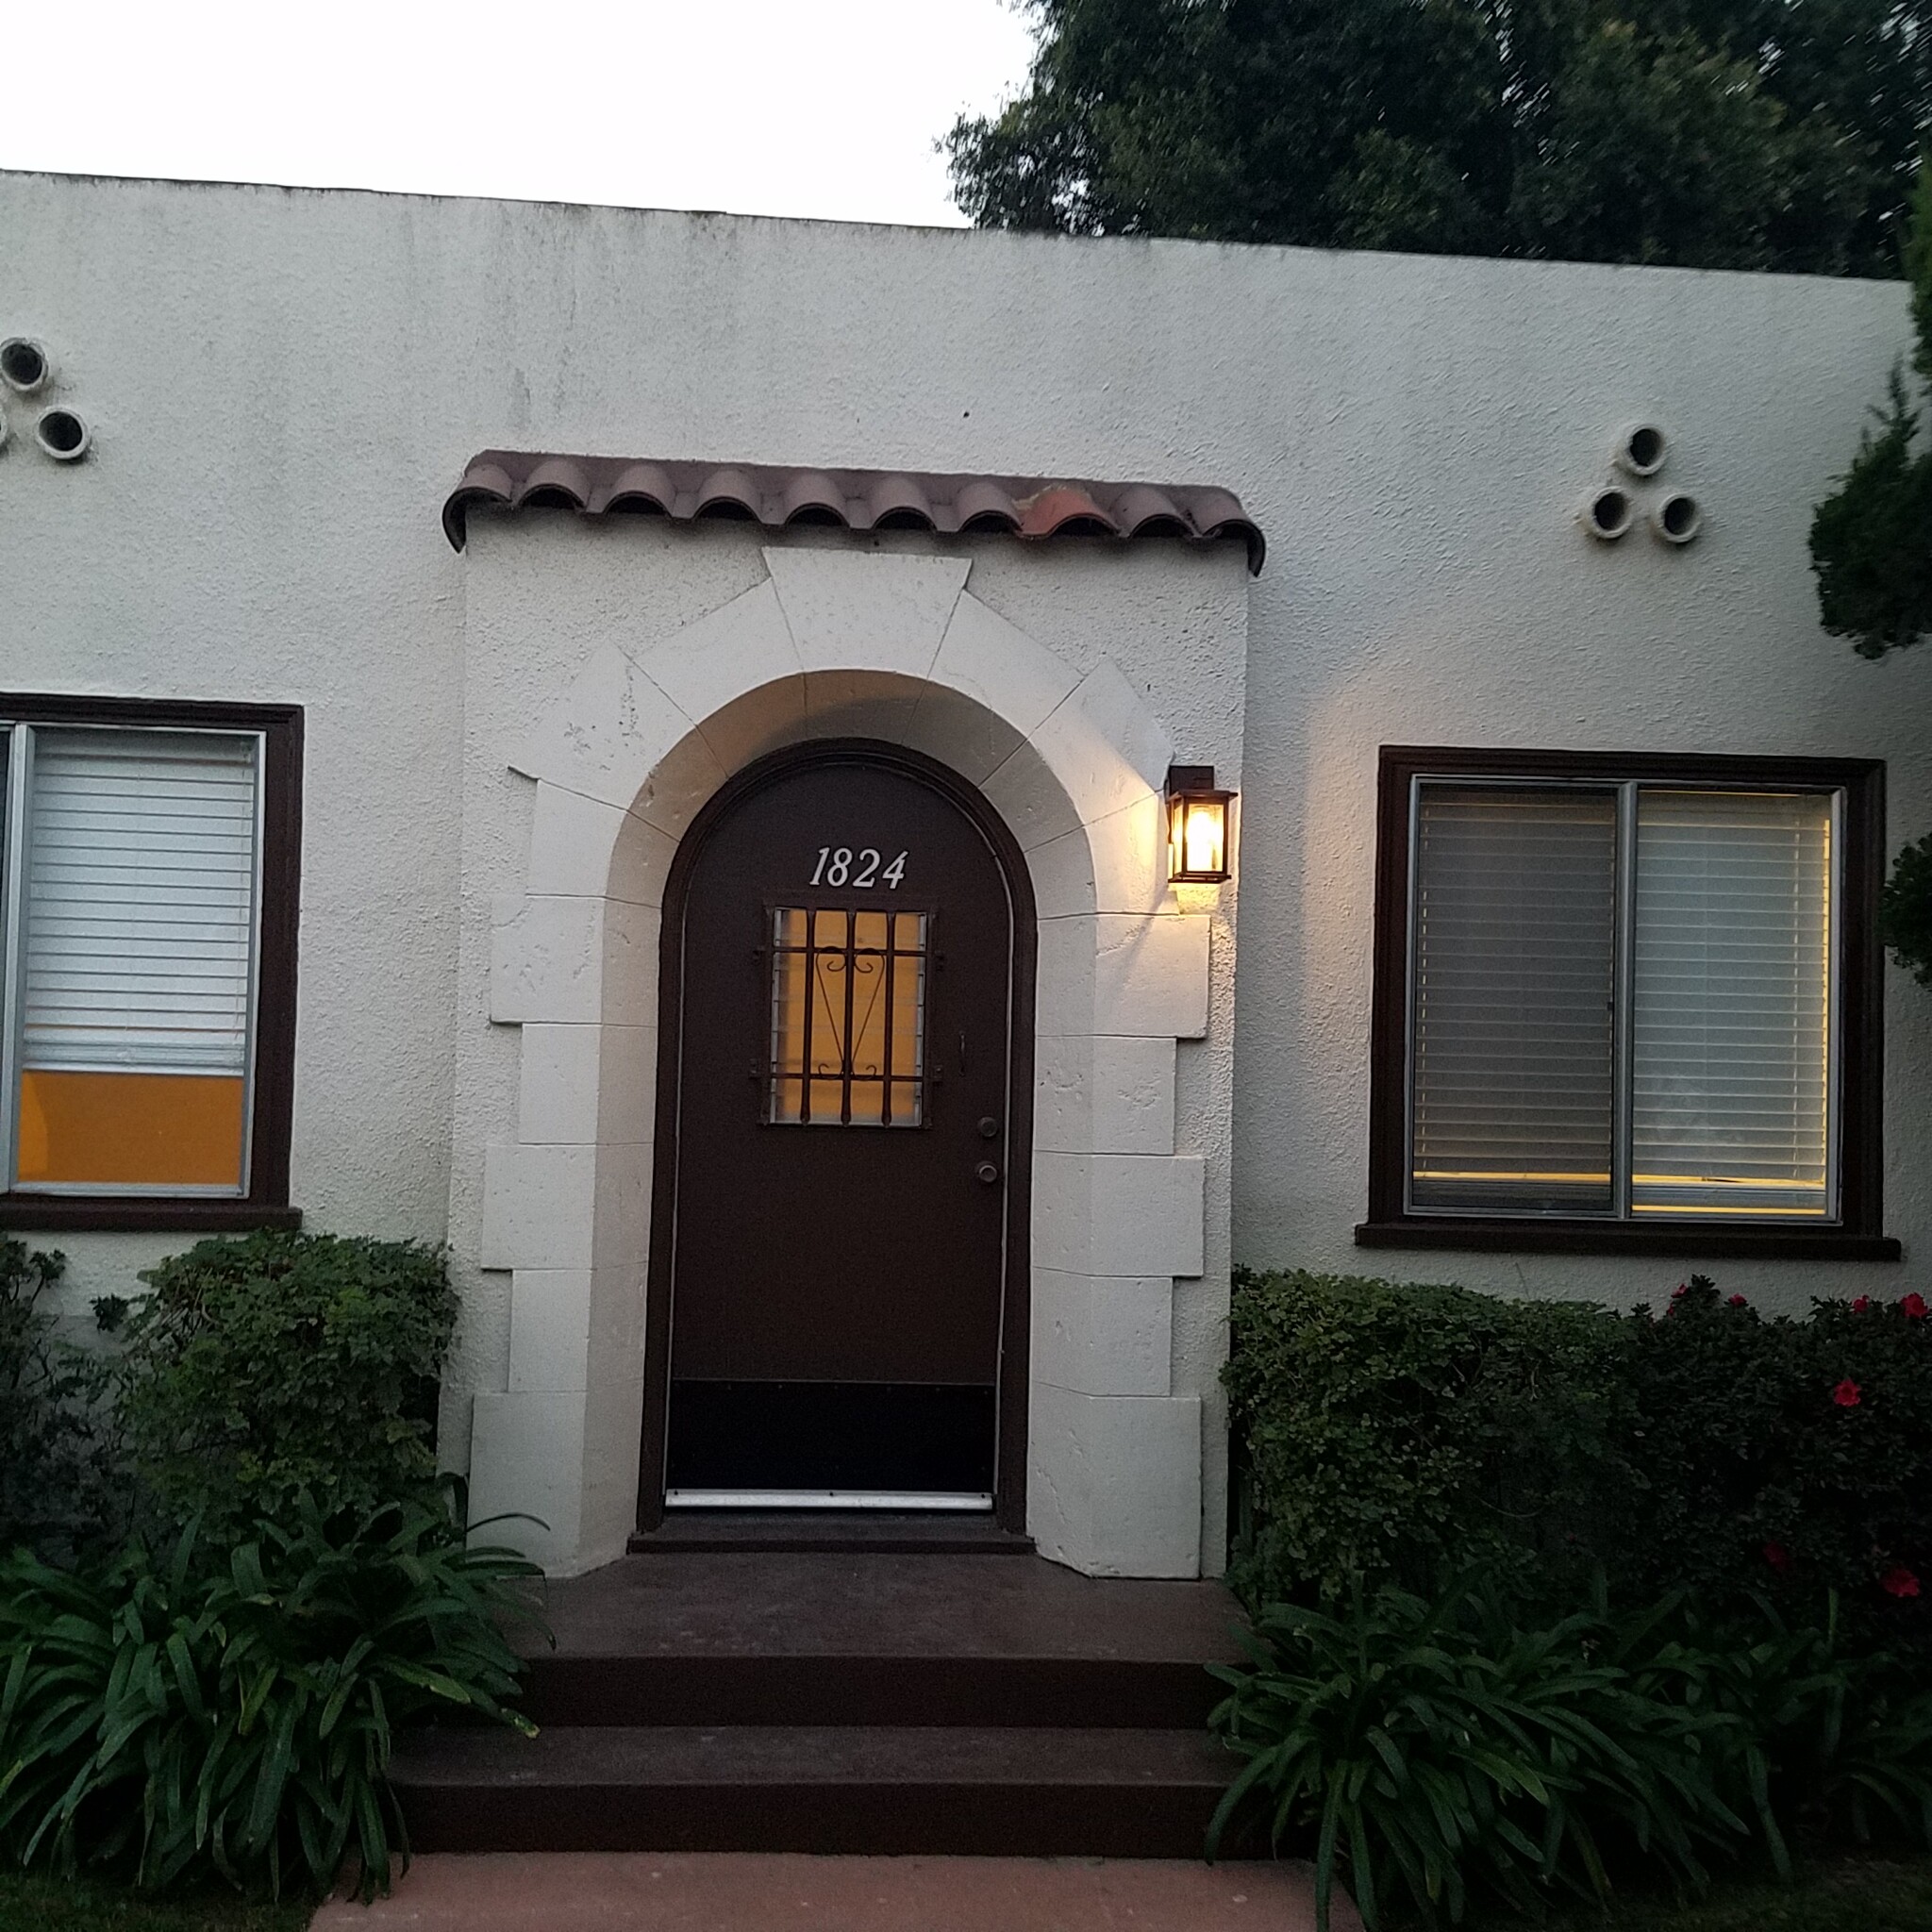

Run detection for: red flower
[[1833, 1378, 1862, 1407], [1728, 1294, 1748, 1307], [1852, 1296, 1871, 1314], [1902, 1293, 1928, 1322], [1763, 1542, 1793, 1574], [1671, 1282, 1689, 1300], [1881, 1567, 1922, 1599]]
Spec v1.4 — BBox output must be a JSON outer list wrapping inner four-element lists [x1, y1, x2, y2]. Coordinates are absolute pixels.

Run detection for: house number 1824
[[810, 847, 908, 890]]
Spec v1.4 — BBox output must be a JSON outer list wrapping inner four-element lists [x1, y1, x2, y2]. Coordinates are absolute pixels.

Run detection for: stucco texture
[[1, 172, 1927, 1535]]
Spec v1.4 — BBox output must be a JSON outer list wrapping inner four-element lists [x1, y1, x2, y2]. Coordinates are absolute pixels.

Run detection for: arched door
[[640, 742, 1033, 1526]]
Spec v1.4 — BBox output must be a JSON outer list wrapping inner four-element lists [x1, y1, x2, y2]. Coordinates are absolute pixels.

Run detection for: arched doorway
[[639, 741, 1035, 1531]]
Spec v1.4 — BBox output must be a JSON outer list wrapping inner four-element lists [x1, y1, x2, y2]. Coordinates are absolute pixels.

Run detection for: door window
[[767, 907, 928, 1126]]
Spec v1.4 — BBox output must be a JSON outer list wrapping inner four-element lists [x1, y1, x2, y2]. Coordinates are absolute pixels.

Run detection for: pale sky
[[0, 0, 1039, 228]]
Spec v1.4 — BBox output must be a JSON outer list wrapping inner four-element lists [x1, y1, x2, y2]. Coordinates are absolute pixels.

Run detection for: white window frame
[[0, 719, 268, 1198]]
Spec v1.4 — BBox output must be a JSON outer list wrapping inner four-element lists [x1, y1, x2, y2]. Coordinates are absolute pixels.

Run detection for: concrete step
[[312, 1852, 1352, 1932], [391, 1724, 1241, 1857]]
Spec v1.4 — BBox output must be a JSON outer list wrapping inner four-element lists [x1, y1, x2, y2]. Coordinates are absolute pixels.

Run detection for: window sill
[[0, 1199, 303, 1234], [1355, 1219, 1902, 1262]]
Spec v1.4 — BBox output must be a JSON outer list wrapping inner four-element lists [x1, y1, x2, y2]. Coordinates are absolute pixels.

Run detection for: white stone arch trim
[[469, 545, 1209, 1578]]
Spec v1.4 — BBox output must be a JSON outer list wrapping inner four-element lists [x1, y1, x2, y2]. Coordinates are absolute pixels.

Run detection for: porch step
[[516, 1551, 1244, 1731], [396, 1552, 1250, 1857], [521, 1650, 1223, 1728], [390, 1724, 1236, 1857], [628, 1510, 1036, 1556]]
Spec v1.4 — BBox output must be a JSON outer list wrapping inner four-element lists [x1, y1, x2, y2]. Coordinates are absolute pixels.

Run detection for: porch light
[[1166, 765, 1235, 884]]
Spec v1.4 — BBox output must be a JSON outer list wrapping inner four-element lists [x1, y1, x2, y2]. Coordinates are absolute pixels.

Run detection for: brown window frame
[[1359, 745, 1898, 1261], [0, 692, 302, 1234]]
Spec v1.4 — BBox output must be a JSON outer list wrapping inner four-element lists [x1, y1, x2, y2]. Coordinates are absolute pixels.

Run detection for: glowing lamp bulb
[[1165, 765, 1235, 884]]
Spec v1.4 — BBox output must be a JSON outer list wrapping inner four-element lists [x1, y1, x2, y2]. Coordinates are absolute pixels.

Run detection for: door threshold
[[629, 1509, 1036, 1557], [665, 1490, 993, 1512]]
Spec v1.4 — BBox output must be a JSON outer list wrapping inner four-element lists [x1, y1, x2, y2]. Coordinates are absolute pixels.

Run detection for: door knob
[[974, 1160, 1000, 1185], [977, 1116, 1000, 1139]]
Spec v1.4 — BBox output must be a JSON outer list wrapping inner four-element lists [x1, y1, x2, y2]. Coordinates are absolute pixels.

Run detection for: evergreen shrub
[[1224, 1269, 1932, 1647], [110, 1232, 459, 1536], [0, 1241, 118, 1562]]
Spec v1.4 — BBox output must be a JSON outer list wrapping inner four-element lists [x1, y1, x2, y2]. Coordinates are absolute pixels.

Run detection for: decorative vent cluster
[[1, 338, 90, 462], [1579, 423, 1700, 546]]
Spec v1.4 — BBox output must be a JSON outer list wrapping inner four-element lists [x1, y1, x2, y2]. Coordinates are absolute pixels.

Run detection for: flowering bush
[[1225, 1270, 1932, 1657]]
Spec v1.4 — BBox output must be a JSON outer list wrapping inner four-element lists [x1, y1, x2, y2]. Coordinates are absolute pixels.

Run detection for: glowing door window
[[768, 908, 927, 1126]]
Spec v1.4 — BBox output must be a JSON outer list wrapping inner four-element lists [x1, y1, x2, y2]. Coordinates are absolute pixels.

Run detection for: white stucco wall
[[3, 170, 1927, 1567]]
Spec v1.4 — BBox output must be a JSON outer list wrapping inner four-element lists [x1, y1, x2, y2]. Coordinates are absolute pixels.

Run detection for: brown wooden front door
[[641, 742, 1032, 1524]]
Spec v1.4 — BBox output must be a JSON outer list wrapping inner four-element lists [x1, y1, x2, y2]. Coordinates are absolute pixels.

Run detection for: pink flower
[[1902, 1293, 1928, 1322], [1881, 1567, 1921, 1600], [1728, 1294, 1748, 1308], [1833, 1378, 1862, 1408], [1763, 1542, 1793, 1574], [1852, 1297, 1872, 1314], [1672, 1282, 1690, 1300]]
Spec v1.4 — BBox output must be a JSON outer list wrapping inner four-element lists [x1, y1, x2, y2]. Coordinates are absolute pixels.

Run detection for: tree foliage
[[948, 0, 1931, 275], [1809, 163, 1932, 987]]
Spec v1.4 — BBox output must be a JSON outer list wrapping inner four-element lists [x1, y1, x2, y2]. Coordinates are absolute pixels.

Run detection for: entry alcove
[[452, 525, 1248, 1581]]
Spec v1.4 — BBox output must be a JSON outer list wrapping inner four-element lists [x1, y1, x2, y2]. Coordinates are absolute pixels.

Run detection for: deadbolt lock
[[977, 1116, 999, 1139]]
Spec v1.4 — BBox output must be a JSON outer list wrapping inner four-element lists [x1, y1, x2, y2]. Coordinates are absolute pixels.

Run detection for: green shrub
[[0, 1241, 119, 1563], [1222, 1268, 1635, 1607], [1224, 1269, 1932, 1646], [1640, 1594, 1932, 1871], [1619, 1280, 1932, 1647], [0, 1491, 542, 1900], [1208, 1584, 1932, 1931], [111, 1233, 458, 1535], [1207, 1584, 1747, 1930]]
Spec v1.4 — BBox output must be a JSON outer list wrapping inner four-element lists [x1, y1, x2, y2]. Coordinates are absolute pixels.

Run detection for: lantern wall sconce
[[1166, 765, 1236, 883]]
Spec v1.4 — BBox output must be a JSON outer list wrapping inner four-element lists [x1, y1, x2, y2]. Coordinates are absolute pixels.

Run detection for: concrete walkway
[[310, 1852, 1359, 1930]]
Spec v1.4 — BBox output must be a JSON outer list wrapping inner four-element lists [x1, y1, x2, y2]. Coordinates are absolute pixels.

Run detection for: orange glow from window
[[16, 1071, 246, 1190]]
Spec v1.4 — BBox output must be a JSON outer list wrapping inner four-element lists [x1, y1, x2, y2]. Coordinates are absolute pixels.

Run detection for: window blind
[[22, 729, 259, 1076], [1632, 791, 1832, 1217], [1409, 786, 1617, 1212]]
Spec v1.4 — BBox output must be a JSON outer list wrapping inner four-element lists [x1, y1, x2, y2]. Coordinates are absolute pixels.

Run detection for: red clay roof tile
[[443, 454, 1263, 573]]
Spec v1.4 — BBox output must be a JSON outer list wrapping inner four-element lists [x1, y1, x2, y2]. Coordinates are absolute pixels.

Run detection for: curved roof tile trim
[[442, 452, 1264, 574]]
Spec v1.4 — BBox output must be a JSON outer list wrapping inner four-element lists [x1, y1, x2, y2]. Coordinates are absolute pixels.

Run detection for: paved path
[[310, 1852, 1357, 1930]]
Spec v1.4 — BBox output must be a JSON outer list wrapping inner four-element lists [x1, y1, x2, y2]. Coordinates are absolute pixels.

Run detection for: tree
[[948, 0, 1932, 276], [1810, 163, 1932, 986]]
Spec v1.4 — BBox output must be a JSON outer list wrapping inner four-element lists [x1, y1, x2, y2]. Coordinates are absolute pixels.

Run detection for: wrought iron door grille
[[767, 907, 928, 1126]]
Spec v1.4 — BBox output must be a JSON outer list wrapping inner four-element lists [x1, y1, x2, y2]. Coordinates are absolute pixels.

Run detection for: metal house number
[[808, 847, 908, 890]]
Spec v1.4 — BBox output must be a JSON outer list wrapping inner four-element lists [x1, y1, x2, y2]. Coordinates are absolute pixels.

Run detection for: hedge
[[1224, 1269, 1932, 1651]]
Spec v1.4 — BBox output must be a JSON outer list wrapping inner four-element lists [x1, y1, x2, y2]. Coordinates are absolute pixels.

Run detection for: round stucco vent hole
[[1, 338, 53, 395], [1652, 491, 1703, 545], [35, 408, 91, 461], [1614, 423, 1668, 477], [1581, 487, 1635, 540]]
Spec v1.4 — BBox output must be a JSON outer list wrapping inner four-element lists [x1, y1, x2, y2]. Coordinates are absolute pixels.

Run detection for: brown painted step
[[628, 1511, 1037, 1555], [391, 1724, 1241, 1858], [521, 1652, 1226, 1729], [516, 1553, 1247, 1731]]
